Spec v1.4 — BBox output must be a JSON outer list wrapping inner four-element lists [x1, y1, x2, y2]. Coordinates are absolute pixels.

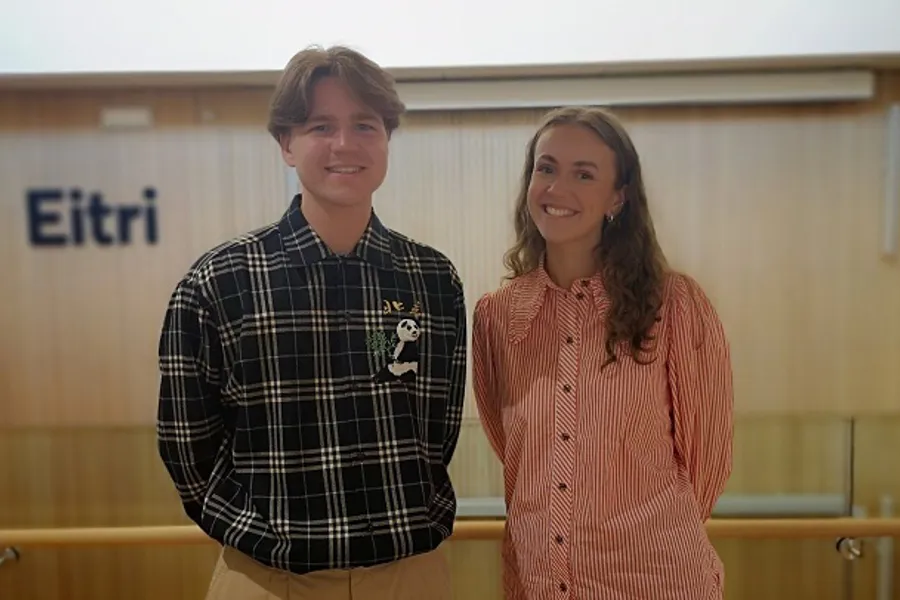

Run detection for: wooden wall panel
[[847, 417, 900, 600], [1, 72, 900, 600], [0, 90, 198, 129], [3, 418, 896, 600], [2, 96, 899, 425], [0, 130, 290, 426]]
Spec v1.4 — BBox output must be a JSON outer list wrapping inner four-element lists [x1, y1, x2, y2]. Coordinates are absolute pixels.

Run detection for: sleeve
[[441, 268, 468, 467], [666, 275, 734, 521], [472, 293, 506, 460], [156, 275, 225, 526]]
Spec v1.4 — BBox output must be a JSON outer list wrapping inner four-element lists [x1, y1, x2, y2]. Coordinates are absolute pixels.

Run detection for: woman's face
[[527, 123, 623, 251]]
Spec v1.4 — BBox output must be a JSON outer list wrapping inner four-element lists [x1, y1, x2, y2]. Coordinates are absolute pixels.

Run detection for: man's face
[[281, 76, 389, 209]]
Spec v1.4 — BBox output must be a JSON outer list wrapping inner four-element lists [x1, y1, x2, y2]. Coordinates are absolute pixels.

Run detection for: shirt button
[[559, 583, 568, 592], [575, 293, 584, 300], [565, 336, 574, 344], [558, 482, 568, 491], [555, 535, 564, 544], [563, 384, 571, 393], [561, 433, 571, 441]]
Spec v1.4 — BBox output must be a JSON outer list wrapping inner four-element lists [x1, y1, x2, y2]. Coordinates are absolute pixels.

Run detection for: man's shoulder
[[179, 221, 282, 290], [387, 229, 461, 284]]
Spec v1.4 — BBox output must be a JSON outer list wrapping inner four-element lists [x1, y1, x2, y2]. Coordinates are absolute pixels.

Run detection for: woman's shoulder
[[663, 270, 708, 304], [475, 271, 538, 313], [660, 270, 727, 341], [473, 270, 545, 336], [473, 283, 510, 329]]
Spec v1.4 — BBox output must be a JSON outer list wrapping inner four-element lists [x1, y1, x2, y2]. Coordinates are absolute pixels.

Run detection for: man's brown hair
[[267, 45, 406, 143]]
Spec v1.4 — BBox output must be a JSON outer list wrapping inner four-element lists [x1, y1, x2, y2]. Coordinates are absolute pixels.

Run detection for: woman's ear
[[607, 187, 626, 219]]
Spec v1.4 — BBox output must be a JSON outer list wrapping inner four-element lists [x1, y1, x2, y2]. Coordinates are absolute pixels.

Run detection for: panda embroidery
[[375, 318, 420, 383]]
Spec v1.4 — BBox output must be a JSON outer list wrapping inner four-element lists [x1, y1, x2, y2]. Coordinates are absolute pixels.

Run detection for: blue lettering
[[25, 187, 160, 247], [70, 188, 85, 245], [27, 188, 67, 246], [88, 192, 115, 245], [144, 186, 158, 244]]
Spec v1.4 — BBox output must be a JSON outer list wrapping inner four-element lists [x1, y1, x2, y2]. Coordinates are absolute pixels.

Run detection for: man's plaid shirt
[[156, 195, 467, 575]]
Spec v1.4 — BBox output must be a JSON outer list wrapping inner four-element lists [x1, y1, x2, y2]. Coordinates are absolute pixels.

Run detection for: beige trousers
[[205, 544, 452, 600]]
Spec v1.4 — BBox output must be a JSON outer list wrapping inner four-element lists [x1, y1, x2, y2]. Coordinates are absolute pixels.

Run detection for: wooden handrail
[[2, 518, 900, 548]]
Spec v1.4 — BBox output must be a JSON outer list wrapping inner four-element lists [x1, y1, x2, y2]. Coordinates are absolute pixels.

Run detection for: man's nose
[[333, 126, 354, 148]]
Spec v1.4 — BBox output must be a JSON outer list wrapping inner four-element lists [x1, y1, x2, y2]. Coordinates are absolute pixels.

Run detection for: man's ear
[[279, 131, 296, 167]]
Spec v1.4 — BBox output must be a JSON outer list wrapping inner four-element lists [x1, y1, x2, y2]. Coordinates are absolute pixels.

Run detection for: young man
[[156, 45, 467, 600]]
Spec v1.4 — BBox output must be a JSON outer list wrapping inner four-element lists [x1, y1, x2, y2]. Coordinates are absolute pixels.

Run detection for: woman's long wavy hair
[[503, 106, 669, 366]]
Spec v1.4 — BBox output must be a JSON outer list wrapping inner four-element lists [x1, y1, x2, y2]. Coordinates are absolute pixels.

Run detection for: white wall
[[1, 0, 898, 76]]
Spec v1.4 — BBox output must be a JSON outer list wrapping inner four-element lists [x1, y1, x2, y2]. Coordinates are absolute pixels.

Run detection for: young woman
[[472, 106, 734, 599]]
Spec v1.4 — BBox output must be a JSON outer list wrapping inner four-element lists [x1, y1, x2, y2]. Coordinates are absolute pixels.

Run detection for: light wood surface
[[1, 71, 899, 600], [1, 52, 899, 90], [4, 518, 900, 548], [3, 86, 900, 425], [3, 417, 897, 599]]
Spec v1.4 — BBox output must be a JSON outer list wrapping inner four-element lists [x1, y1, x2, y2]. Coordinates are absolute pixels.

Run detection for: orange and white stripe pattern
[[472, 265, 733, 600]]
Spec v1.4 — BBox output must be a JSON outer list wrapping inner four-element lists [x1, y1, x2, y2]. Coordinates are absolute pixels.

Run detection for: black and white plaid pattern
[[157, 195, 467, 575]]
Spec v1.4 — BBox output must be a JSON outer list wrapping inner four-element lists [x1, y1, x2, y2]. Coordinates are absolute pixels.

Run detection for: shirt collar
[[508, 256, 609, 344], [277, 194, 394, 271]]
